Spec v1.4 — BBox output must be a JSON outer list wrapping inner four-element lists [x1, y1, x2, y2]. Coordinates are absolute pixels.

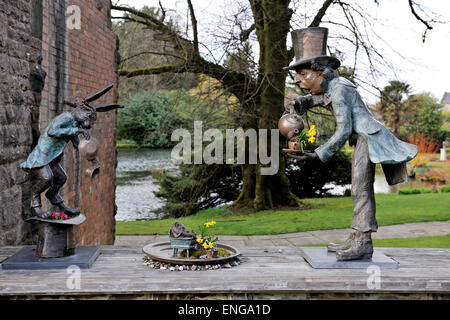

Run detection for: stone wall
[[0, 0, 42, 244], [0, 0, 119, 245]]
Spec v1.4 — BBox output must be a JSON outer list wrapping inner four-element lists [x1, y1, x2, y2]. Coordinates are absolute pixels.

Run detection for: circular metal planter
[[143, 242, 241, 265]]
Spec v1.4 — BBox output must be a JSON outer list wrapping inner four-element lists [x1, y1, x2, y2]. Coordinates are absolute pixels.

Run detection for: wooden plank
[[0, 246, 449, 298]]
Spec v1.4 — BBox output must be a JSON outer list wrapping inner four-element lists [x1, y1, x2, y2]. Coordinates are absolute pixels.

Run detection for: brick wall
[[0, 0, 119, 245], [67, 0, 118, 245], [41, 0, 118, 245]]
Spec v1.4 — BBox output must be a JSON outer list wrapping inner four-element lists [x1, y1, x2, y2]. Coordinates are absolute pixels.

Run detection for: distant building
[[441, 92, 450, 112]]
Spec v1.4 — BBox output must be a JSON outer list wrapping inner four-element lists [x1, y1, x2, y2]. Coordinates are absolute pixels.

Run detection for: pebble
[[142, 257, 241, 271]]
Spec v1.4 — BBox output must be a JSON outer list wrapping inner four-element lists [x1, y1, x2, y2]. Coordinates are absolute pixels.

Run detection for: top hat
[[284, 27, 340, 71]]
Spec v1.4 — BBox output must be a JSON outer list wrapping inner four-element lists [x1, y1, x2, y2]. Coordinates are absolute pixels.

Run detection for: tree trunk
[[233, 0, 301, 210]]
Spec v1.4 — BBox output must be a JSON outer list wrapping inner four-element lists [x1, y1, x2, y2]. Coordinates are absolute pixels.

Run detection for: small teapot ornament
[[278, 111, 305, 140]]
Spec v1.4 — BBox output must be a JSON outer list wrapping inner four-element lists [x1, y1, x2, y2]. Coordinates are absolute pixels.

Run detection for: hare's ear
[[85, 84, 114, 102], [64, 100, 77, 108], [95, 104, 124, 112]]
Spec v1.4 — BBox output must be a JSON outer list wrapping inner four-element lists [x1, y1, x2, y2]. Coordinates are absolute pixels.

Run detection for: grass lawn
[[116, 193, 450, 236], [304, 234, 450, 248]]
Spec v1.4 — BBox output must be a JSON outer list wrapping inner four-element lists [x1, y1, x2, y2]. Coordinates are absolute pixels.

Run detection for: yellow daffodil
[[205, 220, 216, 228], [208, 242, 214, 249], [305, 125, 317, 144], [196, 238, 203, 243], [306, 125, 316, 136], [202, 242, 209, 249]]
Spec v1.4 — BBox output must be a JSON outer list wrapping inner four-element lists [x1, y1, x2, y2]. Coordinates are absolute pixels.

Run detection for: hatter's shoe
[[327, 230, 357, 252], [56, 202, 80, 217], [32, 206, 52, 219], [336, 231, 373, 261]]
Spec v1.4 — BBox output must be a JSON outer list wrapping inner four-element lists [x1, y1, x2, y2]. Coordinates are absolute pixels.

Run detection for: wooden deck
[[1, 246, 449, 299]]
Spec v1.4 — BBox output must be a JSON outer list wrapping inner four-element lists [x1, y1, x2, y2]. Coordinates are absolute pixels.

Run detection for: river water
[[115, 148, 431, 221], [115, 148, 176, 221]]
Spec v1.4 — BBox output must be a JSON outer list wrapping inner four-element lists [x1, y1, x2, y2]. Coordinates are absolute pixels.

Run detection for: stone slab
[[1, 245, 101, 270], [299, 247, 399, 269]]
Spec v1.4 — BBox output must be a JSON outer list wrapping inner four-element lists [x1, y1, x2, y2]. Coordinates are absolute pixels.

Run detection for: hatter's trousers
[[29, 157, 67, 208], [350, 135, 378, 232]]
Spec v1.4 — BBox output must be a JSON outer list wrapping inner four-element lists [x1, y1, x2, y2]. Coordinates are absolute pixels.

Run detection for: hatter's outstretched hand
[[286, 151, 318, 161]]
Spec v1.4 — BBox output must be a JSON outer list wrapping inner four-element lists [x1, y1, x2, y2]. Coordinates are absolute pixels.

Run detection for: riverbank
[[116, 193, 450, 235]]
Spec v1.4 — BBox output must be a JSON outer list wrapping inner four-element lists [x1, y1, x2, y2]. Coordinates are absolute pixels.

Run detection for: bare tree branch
[[240, 23, 256, 42], [408, 0, 433, 42], [158, 0, 166, 22], [186, 0, 199, 56], [112, 4, 189, 54], [286, 0, 336, 64], [120, 51, 185, 63], [308, 0, 336, 27], [118, 65, 187, 77], [112, 4, 255, 101]]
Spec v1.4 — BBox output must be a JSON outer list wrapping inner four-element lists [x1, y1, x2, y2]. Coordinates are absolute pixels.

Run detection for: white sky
[[112, 0, 450, 105]]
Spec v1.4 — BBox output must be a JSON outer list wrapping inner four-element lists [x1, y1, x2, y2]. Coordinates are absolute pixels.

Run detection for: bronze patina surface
[[282, 27, 418, 262]]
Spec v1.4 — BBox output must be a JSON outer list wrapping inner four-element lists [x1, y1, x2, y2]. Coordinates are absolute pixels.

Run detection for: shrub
[[156, 149, 352, 217], [418, 188, 433, 194], [398, 188, 421, 195], [441, 185, 450, 193], [286, 150, 352, 198], [398, 187, 433, 195], [155, 163, 242, 217], [418, 170, 447, 184], [409, 133, 440, 155], [117, 90, 208, 147]]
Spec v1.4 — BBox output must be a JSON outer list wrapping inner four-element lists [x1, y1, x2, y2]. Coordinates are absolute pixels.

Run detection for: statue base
[[26, 214, 86, 258], [300, 247, 399, 269], [1, 245, 101, 270]]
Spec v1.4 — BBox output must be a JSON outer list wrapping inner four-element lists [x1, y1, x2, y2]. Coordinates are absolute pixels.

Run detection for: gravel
[[142, 256, 241, 271]]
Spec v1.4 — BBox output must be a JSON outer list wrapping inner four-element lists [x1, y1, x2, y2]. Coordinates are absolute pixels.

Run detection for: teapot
[[278, 112, 305, 140]]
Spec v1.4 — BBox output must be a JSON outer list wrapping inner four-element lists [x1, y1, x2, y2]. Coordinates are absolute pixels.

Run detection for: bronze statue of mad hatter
[[21, 84, 123, 219], [283, 27, 418, 261]]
